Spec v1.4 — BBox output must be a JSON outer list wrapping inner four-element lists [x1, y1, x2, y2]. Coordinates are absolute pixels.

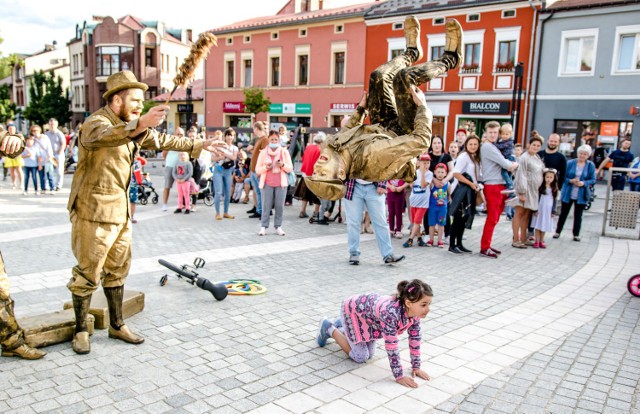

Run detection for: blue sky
[[0, 0, 367, 55]]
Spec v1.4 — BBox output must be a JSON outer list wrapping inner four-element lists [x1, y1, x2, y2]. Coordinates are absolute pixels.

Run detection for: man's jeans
[[344, 182, 393, 260], [250, 172, 262, 214], [54, 153, 64, 188]]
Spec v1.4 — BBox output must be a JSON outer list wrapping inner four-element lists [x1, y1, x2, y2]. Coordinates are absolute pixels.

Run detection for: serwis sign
[[462, 101, 510, 115]]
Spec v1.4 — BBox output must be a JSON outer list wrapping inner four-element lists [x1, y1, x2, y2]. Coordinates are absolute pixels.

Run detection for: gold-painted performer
[[0, 131, 47, 360], [305, 17, 463, 200], [67, 71, 225, 354]]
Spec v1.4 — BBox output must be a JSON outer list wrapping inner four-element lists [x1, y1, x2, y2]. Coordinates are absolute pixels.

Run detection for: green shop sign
[[269, 103, 312, 115]]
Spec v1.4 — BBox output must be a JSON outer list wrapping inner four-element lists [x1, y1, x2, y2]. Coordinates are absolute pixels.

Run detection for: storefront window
[[554, 119, 634, 158]]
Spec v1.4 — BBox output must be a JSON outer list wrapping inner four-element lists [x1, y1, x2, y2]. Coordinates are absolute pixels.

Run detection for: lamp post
[[510, 62, 524, 144], [186, 86, 193, 130]]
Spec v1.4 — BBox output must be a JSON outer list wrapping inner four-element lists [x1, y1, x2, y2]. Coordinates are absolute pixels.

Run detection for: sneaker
[[458, 245, 473, 254], [532, 242, 540, 248], [425, 240, 434, 247], [162, 204, 168, 211], [479, 249, 498, 259], [490, 247, 502, 255], [448, 246, 463, 255], [22, 191, 27, 195], [333, 318, 343, 329], [500, 189, 515, 195], [246, 206, 256, 214], [349, 255, 360, 265], [393, 232, 403, 239], [317, 318, 333, 347], [437, 241, 445, 248], [417, 238, 427, 247], [184, 209, 190, 215], [174, 208, 182, 214], [191, 206, 196, 212], [216, 214, 222, 220], [258, 227, 266, 236], [275, 227, 286, 236], [223, 213, 235, 219], [539, 242, 547, 249], [573, 236, 581, 242], [384, 254, 405, 264], [249, 212, 261, 218], [553, 233, 560, 239], [402, 238, 413, 248]]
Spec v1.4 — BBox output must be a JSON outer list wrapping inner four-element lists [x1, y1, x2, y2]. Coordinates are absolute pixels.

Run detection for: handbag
[[287, 171, 297, 187], [222, 160, 235, 169]]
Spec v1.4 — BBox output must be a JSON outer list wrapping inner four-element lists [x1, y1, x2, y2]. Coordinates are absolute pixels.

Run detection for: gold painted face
[[311, 147, 346, 181]]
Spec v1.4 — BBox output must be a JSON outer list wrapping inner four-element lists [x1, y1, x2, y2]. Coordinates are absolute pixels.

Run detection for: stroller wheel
[[584, 202, 591, 211], [204, 194, 214, 207], [152, 196, 159, 204], [628, 274, 640, 297], [140, 197, 148, 205]]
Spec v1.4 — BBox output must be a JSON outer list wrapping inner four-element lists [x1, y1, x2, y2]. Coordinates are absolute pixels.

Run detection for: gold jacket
[[68, 106, 203, 224], [0, 131, 25, 158], [329, 104, 432, 183]]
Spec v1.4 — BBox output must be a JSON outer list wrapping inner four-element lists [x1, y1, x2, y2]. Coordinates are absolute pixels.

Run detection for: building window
[[298, 55, 308, 85], [226, 60, 234, 88], [497, 40, 516, 71], [502, 10, 516, 18], [271, 32, 279, 40], [270, 57, 280, 86], [613, 25, 640, 73], [467, 14, 480, 22], [243, 59, 252, 87], [299, 29, 307, 37], [175, 57, 179, 72], [144, 87, 158, 100], [387, 37, 406, 61], [79, 52, 83, 73], [393, 22, 404, 31], [433, 17, 445, 25], [96, 46, 134, 76], [334, 52, 345, 84], [226, 37, 233, 45], [335, 24, 344, 34], [559, 29, 597, 76], [431, 46, 444, 60], [145, 48, 155, 67], [463, 43, 481, 71], [244, 35, 251, 44]]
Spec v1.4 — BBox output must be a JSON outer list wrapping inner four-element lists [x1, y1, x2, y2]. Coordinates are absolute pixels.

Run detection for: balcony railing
[[494, 65, 515, 73], [460, 66, 480, 74]]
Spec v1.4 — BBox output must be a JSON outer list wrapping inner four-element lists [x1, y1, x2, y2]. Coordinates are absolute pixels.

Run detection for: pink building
[[205, 0, 376, 130]]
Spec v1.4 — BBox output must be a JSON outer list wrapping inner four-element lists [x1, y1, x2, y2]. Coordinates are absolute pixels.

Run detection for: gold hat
[[102, 70, 148, 100], [304, 177, 346, 201]]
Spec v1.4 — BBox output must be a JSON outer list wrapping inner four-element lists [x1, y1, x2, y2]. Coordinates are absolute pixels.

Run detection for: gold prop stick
[[164, 32, 218, 105]]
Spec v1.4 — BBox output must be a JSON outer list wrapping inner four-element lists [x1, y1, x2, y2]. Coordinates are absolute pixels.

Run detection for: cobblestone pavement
[[0, 169, 638, 414]]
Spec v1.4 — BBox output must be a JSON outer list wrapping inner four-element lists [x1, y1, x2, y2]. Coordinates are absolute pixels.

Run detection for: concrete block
[[63, 290, 145, 329]]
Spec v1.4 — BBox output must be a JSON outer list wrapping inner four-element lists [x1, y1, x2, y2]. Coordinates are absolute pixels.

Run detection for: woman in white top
[[449, 134, 482, 254], [211, 128, 239, 220]]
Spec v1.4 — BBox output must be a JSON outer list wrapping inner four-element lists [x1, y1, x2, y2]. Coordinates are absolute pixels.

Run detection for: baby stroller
[[137, 176, 159, 205], [584, 183, 596, 211], [196, 176, 214, 206]]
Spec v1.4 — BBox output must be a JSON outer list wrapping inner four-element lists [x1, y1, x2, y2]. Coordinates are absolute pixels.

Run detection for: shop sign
[[223, 101, 246, 113], [600, 122, 619, 136], [462, 101, 510, 115], [177, 104, 193, 113], [330, 103, 357, 113], [270, 103, 312, 115]]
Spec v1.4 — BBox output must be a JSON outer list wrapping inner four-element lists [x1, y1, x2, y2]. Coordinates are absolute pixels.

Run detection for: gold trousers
[[67, 214, 132, 297], [0, 251, 25, 350]]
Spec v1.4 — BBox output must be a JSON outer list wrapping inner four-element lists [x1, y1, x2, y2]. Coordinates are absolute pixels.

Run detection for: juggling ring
[[219, 279, 267, 295]]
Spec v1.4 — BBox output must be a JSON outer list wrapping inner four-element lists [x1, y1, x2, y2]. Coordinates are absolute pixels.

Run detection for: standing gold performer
[[0, 131, 46, 360], [305, 17, 463, 200], [67, 71, 225, 354]]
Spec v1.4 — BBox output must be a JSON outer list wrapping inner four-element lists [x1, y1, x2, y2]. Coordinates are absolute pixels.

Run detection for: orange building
[[364, 0, 541, 145]]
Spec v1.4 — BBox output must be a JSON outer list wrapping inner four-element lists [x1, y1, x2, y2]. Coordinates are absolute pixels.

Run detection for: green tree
[[142, 99, 158, 115], [243, 87, 271, 118], [0, 84, 20, 123], [23, 70, 71, 126]]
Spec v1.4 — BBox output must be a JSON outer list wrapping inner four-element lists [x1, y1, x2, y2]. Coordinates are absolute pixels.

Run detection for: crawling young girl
[[317, 279, 433, 388]]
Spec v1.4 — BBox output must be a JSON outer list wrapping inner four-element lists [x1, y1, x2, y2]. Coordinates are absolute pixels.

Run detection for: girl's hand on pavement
[[412, 369, 431, 381], [396, 377, 418, 388]]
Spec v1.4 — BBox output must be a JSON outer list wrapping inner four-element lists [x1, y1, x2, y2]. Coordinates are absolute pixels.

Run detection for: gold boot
[[404, 16, 422, 62], [2, 344, 46, 360], [104, 286, 145, 345], [444, 18, 464, 69], [108, 325, 144, 344]]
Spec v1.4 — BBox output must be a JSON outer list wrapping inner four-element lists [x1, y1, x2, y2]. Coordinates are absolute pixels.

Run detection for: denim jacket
[[560, 159, 596, 205]]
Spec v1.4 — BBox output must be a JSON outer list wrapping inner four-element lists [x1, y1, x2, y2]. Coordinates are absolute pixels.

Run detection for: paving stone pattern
[[0, 173, 638, 413]]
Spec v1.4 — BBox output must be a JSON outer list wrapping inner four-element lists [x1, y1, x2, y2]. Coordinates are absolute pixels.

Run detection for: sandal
[[299, 212, 309, 218], [512, 241, 528, 249]]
